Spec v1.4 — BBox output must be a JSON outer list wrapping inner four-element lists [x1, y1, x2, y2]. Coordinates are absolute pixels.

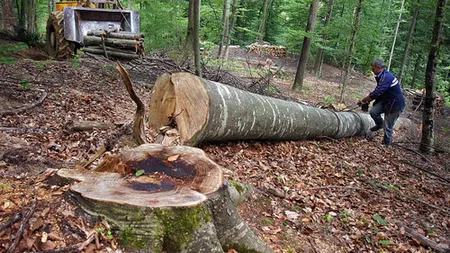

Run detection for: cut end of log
[[148, 73, 209, 145], [57, 144, 223, 208]]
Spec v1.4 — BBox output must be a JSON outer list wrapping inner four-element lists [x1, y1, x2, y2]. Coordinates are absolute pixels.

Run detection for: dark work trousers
[[369, 102, 402, 145]]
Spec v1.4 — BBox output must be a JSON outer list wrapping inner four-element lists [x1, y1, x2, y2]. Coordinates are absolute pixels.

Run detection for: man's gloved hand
[[361, 103, 369, 112]]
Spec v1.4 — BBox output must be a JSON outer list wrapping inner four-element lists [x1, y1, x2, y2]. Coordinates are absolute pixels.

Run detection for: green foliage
[[71, 54, 81, 69], [19, 79, 32, 89], [137, 0, 189, 51], [0, 42, 28, 65], [135, 169, 145, 177], [373, 214, 388, 226]]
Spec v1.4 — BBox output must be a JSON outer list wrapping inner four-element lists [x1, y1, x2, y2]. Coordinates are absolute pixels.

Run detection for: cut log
[[82, 47, 139, 59], [83, 35, 136, 50], [57, 144, 273, 253], [87, 31, 144, 40], [148, 72, 376, 146], [64, 120, 120, 132]]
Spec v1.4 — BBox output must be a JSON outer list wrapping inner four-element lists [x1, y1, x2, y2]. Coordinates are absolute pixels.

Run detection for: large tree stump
[[58, 144, 273, 253], [148, 72, 376, 146]]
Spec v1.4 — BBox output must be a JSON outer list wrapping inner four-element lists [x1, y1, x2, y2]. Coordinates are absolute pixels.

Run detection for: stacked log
[[405, 88, 444, 116], [83, 30, 145, 59], [246, 42, 286, 57]]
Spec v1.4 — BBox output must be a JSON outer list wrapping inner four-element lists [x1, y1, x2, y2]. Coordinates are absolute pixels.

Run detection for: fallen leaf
[[167, 154, 180, 162]]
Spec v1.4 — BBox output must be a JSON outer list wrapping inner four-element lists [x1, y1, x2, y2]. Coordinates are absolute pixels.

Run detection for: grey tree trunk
[[420, 0, 447, 153], [292, 0, 320, 90], [387, 0, 406, 71], [185, 0, 195, 56], [48, 0, 55, 13], [398, 0, 420, 83], [256, 0, 271, 42], [217, 0, 231, 59], [1, 0, 16, 31], [339, 0, 363, 102], [313, 0, 335, 77], [410, 53, 422, 88], [57, 144, 273, 253], [193, 0, 202, 77], [148, 72, 376, 146], [223, 0, 239, 60]]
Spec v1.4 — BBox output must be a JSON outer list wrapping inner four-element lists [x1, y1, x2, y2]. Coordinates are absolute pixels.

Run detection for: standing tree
[[420, 0, 447, 153], [48, 0, 56, 13], [1, 0, 17, 31], [292, 0, 320, 90], [223, 0, 239, 60], [217, 0, 231, 59], [313, 0, 335, 77], [193, 0, 202, 77], [339, 0, 363, 102], [387, 0, 406, 70], [398, 0, 421, 84], [256, 0, 271, 42]]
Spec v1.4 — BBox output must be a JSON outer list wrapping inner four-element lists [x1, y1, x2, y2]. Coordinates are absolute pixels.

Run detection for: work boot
[[370, 125, 383, 132]]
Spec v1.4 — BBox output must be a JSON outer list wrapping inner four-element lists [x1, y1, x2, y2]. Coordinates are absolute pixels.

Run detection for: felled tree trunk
[[58, 144, 273, 253], [148, 72, 375, 146]]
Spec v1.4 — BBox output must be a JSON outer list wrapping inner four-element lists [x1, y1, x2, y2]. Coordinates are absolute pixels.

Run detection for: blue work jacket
[[370, 69, 405, 113]]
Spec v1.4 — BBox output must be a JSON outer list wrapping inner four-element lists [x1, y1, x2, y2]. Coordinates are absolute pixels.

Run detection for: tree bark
[[313, 0, 335, 77], [82, 47, 139, 59], [339, 0, 363, 102], [217, 0, 231, 59], [410, 53, 422, 88], [256, 0, 271, 42], [83, 36, 137, 49], [148, 72, 376, 146], [420, 0, 447, 153], [292, 0, 320, 90], [192, 0, 202, 77], [1, 0, 17, 31], [48, 0, 55, 13], [223, 0, 239, 60], [387, 0, 406, 71], [57, 144, 273, 253], [398, 0, 420, 84], [185, 0, 195, 54]]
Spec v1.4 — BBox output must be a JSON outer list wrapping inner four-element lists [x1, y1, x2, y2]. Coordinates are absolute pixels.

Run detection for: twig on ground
[[0, 213, 22, 232], [0, 127, 53, 134], [1, 89, 47, 117], [6, 188, 38, 253], [397, 222, 450, 253], [400, 159, 450, 184], [393, 143, 433, 163]]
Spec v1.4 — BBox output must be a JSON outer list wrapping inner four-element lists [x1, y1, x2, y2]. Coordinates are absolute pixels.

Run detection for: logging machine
[[46, 0, 144, 59]]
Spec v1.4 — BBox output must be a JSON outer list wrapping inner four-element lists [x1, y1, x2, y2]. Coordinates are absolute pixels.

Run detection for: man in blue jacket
[[358, 59, 405, 145]]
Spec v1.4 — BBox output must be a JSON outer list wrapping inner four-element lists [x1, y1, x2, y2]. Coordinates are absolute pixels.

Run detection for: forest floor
[[1, 40, 450, 253]]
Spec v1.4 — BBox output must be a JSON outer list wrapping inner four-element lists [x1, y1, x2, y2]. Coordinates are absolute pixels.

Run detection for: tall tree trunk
[[27, 0, 36, 34], [410, 53, 422, 88], [185, 0, 195, 54], [256, 0, 271, 42], [193, 0, 202, 77], [420, 0, 447, 153], [398, 0, 420, 83], [339, 0, 363, 102], [48, 0, 55, 13], [292, 0, 320, 90], [217, 0, 231, 59], [387, 0, 406, 70], [223, 0, 239, 60], [1, 0, 17, 31], [313, 0, 335, 77]]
